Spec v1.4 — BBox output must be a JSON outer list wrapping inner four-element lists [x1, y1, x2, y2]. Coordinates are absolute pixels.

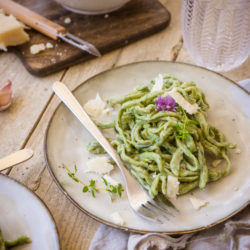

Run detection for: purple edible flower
[[155, 95, 177, 112]]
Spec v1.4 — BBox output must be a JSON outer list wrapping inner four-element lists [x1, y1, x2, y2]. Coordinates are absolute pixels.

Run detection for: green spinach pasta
[[87, 74, 236, 199], [0, 227, 31, 250]]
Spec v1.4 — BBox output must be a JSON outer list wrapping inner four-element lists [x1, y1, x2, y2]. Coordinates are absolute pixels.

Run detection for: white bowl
[[55, 0, 131, 15]]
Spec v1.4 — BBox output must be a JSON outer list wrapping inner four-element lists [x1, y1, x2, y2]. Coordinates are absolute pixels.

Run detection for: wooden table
[[1, 0, 249, 249]]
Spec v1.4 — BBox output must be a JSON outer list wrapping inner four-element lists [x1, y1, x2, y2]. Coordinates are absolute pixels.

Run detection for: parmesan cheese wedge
[[85, 156, 113, 174], [167, 175, 179, 199], [151, 74, 164, 92], [0, 14, 29, 51], [84, 93, 106, 118], [190, 197, 208, 210], [169, 88, 199, 114], [111, 212, 125, 226]]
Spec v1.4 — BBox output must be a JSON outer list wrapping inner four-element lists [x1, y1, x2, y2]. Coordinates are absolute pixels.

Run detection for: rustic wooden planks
[[2, 0, 249, 249], [0, 52, 64, 158]]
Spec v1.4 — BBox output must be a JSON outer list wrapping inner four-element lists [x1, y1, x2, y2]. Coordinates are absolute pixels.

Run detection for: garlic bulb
[[0, 80, 13, 111]]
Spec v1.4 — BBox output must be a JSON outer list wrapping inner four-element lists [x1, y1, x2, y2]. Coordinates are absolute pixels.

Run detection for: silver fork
[[53, 81, 177, 223]]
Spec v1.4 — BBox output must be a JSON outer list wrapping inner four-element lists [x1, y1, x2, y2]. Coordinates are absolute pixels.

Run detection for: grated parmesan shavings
[[85, 156, 113, 174], [169, 88, 199, 114]]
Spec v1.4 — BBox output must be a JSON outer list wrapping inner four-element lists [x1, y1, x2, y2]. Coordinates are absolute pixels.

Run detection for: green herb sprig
[[62, 163, 124, 199], [176, 106, 199, 141], [102, 177, 124, 200]]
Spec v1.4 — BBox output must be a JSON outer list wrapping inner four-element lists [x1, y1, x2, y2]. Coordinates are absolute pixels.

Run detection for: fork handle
[[53, 81, 133, 183], [0, 0, 66, 39]]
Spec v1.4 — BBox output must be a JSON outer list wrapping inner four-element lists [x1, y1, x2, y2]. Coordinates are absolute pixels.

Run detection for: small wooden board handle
[[0, 0, 66, 39]]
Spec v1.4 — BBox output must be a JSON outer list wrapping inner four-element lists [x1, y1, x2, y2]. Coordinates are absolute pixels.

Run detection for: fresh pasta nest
[[87, 74, 236, 199]]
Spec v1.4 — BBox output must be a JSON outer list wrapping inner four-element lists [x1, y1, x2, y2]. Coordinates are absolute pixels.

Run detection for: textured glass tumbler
[[181, 0, 250, 72]]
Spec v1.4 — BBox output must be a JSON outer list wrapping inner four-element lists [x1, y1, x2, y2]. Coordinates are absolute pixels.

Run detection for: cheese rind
[[0, 14, 29, 51]]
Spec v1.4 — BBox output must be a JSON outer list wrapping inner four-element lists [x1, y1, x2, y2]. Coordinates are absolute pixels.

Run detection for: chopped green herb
[[117, 184, 124, 198], [176, 106, 198, 141], [62, 164, 124, 200], [102, 177, 108, 186], [74, 163, 78, 173], [102, 177, 124, 200]]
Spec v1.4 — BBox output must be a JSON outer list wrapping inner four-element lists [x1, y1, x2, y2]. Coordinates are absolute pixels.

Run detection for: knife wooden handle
[[0, 149, 33, 172], [0, 0, 66, 39]]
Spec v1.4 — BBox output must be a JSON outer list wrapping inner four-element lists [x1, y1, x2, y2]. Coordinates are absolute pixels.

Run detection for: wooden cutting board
[[11, 0, 170, 76]]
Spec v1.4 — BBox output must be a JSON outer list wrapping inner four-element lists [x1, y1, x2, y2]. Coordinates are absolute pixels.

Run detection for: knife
[[0, 0, 101, 57], [0, 149, 34, 171]]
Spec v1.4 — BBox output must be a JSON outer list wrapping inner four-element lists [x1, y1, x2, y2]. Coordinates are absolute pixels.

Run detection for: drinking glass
[[181, 0, 250, 72]]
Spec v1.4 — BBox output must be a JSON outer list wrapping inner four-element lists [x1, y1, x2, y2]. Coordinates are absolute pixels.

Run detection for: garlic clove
[[0, 80, 13, 111]]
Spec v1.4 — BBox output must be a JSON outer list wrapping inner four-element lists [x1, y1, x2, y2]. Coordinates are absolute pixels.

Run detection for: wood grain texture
[[12, 0, 170, 76], [6, 1, 183, 249], [114, 0, 183, 65], [0, 52, 64, 158], [8, 50, 122, 250], [7, 1, 184, 249], [2, 0, 249, 249]]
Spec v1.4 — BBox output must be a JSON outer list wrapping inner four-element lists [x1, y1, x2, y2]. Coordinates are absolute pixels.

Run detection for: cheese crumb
[[103, 174, 118, 186], [235, 148, 241, 154], [190, 197, 208, 210], [51, 58, 56, 63], [167, 176, 179, 199], [86, 156, 113, 174], [64, 17, 71, 24], [151, 74, 164, 92], [212, 159, 222, 167], [30, 43, 45, 54], [102, 107, 113, 116], [0, 14, 29, 51], [152, 172, 157, 178], [169, 88, 199, 114], [104, 14, 109, 19], [111, 212, 125, 226], [46, 42, 53, 49], [84, 93, 106, 118]]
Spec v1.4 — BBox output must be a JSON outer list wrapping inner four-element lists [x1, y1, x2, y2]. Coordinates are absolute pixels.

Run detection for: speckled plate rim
[[0, 173, 61, 248], [44, 60, 250, 235]]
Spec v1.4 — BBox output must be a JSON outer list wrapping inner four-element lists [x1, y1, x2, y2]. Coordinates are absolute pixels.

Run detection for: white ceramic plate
[[45, 61, 250, 234], [0, 174, 60, 249]]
